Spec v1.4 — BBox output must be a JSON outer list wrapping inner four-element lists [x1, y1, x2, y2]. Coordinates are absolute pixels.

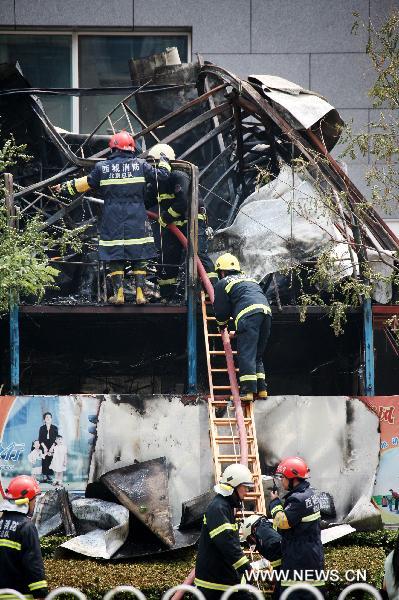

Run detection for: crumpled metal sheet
[[253, 396, 381, 529], [100, 458, 175, 547], [60, 498, 129, 559], [248, 74, 343, 151], [33, 490, 63, 538], [211, 164, 352, 283]]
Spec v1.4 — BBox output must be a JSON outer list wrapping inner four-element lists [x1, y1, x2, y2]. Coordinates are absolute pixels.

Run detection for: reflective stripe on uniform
[[194, 578, 230, 591], [99, 237, 154, 246], [270, 504, 283, 516], [157, 193, 174, 202], [235, 303, 271, 328], [239, 374, 257, 382], [0, 538, 21, 550], [225, 277, 258, 294], [217, 319, 229, 327], [67, 180, 75, 196], [270, 559, 282, 568], [256, 373, 265, 379], [167, 207, 181, 218], [158, 160, 171, 172], [203, 515, 207, 525], [173, 219, 188, 227], [0, 595, 33, 600], [281, 580, 325, 587], [301, 511, 321, 522], [208, 272, 218, 280], [131, 270, 146, 275], [109, 270, 124, 276], [28, 581, 48, 591], [198, 213, 206, 221], [100, 177, 146, 186], [159, 278, 177, 286], [209, 522, 238, 538], [233, 555, 250, 570]]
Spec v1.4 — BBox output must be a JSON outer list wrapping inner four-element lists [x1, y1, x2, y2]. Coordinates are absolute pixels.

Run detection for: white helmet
[[241, 514, 263, 542], [214, 463, 254, 497], [148, 143, 175, 161]]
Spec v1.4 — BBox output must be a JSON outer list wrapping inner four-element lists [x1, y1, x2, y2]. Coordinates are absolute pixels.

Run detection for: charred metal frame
[[3, 62, 399, 395]]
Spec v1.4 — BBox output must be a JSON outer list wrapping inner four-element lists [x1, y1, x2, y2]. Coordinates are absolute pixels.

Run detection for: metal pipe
[[5, 173, 20, 395], [363, 298, 375, 396]]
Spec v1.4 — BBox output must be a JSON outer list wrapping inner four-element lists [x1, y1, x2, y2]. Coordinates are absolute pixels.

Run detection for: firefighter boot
[[135, 274, 147, 305], [240, 392, 254, 403], [108, 271, 124, 305]]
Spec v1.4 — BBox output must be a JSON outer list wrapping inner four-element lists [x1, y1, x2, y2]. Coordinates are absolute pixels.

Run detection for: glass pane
[[79, 35, 188, 134], [0, 34, 72, 130]]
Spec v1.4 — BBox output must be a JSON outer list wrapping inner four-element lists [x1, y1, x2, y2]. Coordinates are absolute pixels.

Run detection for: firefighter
[[195, 463, 259, 600], [146, 143, 217, 302], [53, 131, 171, 305], [0, 475, 48, 599], [242, 514, 282, 599], [269, 457, 324, 598], [213, 253, 272, 402]]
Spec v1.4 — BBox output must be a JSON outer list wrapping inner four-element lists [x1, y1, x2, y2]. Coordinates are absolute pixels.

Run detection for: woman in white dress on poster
[[49, 435, 67, 486]]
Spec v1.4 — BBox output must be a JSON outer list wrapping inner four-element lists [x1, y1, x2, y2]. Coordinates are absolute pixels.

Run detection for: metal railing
[[0, 583, 384, 600]]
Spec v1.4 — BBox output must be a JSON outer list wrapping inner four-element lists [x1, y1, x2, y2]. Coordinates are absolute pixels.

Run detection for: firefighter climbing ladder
[[201, 291, 266, 516]]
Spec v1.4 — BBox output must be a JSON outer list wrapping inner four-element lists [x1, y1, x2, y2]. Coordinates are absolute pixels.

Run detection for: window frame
[[0, 30, 191, 132]]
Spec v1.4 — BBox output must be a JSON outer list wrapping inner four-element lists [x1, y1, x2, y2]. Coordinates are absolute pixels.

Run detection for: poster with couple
[[0, 395, 100, 495]]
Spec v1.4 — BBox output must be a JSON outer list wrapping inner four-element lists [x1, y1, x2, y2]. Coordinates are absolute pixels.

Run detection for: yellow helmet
[[215, 253, 240, 272], [148, 143, 175, 161]]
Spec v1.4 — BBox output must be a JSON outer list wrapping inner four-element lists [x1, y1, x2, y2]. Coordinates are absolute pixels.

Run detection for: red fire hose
[[147, 212, 249, 598]]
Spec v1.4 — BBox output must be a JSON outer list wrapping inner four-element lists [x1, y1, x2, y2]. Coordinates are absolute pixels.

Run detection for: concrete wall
[[1, 0, 398, 212]]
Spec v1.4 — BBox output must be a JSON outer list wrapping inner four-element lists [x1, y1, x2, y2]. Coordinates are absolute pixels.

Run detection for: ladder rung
[[213, 385, 232, 390], [210, 350, 237, 354], [211, 368, 239, 372], [214, 418, 252, 424], [214, 436, 254, 441], [218, 455, 257, 461]]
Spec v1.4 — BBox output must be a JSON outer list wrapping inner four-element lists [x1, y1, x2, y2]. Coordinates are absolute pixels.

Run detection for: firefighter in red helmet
[[53, 131, 171, 305], [0, 475, 48, 598], [269, 457, 324, 598]]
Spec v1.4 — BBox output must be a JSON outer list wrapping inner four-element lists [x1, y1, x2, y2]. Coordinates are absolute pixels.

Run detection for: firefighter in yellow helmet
[[146, 143, 217, 302], [195, 463, 256, 599], [213, 253, 272, 402]]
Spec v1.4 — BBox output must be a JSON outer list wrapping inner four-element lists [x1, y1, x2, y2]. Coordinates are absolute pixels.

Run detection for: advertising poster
[[362, 396, 399, 525], [0, 395, 100, 495]]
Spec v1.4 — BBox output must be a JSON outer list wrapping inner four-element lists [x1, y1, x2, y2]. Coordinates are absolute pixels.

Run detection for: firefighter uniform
[[213, 273, 272, 395], [147, 168, 217, 300], [0, 510, 48, 599], [195, 493, 250, 600], [249, 517, 282, 599], [269, 480, 325, 598], [61, 151, 170, 264]]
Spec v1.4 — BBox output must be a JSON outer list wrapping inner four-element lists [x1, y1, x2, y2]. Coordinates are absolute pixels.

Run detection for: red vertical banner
[[360, 396, 399, 524]]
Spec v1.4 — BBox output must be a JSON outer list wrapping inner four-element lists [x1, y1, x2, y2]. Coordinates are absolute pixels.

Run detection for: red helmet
[[275, 457, 309, 480], [109, 131, 135, 151], [5, 475, 41, 501]]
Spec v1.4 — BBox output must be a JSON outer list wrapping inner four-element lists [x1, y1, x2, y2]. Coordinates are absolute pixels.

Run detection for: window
[[0, 33, 189, 133], [79, 35, 188, 133], [0, 34, 72, 129]]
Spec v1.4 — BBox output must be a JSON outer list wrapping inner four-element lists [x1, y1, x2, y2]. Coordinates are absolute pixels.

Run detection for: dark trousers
[[196, 588, 254, 600], [237, 312, 272, 393], [277, 586, 325, 599], [154, 221, 216, 299], [109, 260, 147, 274]]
